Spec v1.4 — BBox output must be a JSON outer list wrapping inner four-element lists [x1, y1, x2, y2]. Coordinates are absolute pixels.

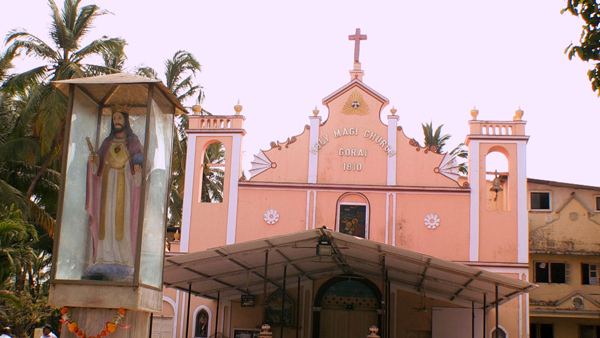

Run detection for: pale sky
[[2, 0, 599, 186]]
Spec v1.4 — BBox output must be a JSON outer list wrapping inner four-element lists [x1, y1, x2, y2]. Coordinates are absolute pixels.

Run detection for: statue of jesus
[[84, 105, 143, 281]]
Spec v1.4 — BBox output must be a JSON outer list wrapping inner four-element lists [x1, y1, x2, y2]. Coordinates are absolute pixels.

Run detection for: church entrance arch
[[313, 276, 381, 338]]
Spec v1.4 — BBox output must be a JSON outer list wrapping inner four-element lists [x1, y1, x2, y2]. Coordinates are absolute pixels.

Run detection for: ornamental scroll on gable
[[342, 91, 369, 115]]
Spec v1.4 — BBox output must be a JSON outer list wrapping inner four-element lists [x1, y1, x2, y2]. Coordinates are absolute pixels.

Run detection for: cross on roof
[[348, 28, 367, 63]]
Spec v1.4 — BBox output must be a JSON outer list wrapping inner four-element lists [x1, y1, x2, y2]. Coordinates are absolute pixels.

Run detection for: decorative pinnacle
[[470, 106, 479, 120], [390, 106, 397, 115], [234, 99, 243, 115], [514, 107, 524, 121], [192, 104, 202, 115], [313, 106, 319, 116]]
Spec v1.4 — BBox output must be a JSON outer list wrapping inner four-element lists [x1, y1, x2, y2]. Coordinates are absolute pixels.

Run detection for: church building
[[158, 29, 534, 338]]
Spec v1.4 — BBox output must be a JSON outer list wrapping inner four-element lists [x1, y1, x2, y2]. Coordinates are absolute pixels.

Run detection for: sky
[[2, 0, 599, 186]]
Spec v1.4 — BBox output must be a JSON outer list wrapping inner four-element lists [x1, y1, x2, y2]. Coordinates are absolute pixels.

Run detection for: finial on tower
[[514, 107, 524, 121], [390, 106, 397, 115], [313, 106, 319, 116], [234, 99, 243, 115], [470, 106, 479, 120], [192, 104, 202, 115]]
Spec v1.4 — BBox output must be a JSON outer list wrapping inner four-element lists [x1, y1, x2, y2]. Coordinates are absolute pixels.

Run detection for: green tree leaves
[[563, 0, 600, 95]]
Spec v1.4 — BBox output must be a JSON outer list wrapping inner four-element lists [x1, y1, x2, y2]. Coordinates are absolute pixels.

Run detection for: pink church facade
[[159, 32, 533, 338]]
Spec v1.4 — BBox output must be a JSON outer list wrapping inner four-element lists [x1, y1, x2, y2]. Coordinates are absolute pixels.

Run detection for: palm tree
[[422, 121, 451, 153], [136, 50, 204, 225], [2, 0, 125, 201], [422, 121, 468, 175], [201, 143, 225, 203], [0, 84, 59, 237]]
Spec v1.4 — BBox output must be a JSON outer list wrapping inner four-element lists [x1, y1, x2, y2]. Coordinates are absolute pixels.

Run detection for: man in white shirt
[[40, 324, 57, 338], [0, 327, 12, 338]]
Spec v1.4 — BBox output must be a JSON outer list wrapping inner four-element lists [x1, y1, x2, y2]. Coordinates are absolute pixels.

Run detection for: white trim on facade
[[308, 116, 321, 184], [387, 115, 398, 186], [385, 193, 390, 245], [517, 141, 528, 263], [226, 134, 242, 244], [392, 193, 397, 246], [305, 191, 311, 231], [469, 140, 480, 261], [312, 191, 317, 229], [181, 134, 197, 253]]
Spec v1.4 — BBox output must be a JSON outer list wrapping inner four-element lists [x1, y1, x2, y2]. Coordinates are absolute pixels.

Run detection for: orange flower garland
[[60, 307, 130, 337]]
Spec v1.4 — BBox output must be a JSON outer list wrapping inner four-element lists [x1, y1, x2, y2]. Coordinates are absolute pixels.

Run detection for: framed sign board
[[241, 295, 256, 307]]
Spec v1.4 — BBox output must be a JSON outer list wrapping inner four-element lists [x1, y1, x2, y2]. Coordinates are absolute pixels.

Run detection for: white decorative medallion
[[264, 209, 280, 225], [424, 214, 440, 229]]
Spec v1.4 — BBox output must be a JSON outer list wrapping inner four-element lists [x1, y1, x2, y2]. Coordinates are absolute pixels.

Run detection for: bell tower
[[466, 108, 529, 263], [180, 104, 246, 253]]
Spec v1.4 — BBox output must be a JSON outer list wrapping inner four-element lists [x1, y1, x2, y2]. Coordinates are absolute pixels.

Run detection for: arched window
[[485, 150, 509, 211], [491, 327, 507, 338], [195, 309, 209, 338], [201, 141, 226, 203], [336, 193, 369, 239]]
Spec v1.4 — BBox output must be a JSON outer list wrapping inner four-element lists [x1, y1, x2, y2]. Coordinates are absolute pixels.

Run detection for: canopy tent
[[164, 228, 535, 309]]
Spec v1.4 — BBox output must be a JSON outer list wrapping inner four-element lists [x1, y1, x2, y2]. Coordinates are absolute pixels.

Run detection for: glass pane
[[82, 105, 146, 282], [339, 205, 367, 238], [535, 262, 549, 283], [55, 88, 99, 280], [583, 264, 590, 285], [531, 193, 550, 210], [195, 310, 209, 337], [551, 263, 566, 283], [580, 325, 594, 338], [530, 324, 538, 338], [139, 89, 174, 288], [540, 324, 553, 338]]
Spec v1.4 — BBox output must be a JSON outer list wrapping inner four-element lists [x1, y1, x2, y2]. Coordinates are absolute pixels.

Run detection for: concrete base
[[48, 283, 162, 312], [60, 307, 150, 338]]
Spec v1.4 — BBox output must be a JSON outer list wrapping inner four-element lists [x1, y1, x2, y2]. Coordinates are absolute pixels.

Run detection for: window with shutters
[[535, 262, 568, 284], [582, 264, 599, 285]]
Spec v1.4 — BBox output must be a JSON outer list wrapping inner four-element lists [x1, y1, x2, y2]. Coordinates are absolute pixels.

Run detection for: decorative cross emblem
[[352, 101, 360, 109], [348, 28, 367, 63]]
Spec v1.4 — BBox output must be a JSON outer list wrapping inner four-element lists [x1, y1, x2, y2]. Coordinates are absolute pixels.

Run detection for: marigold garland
[[60, 307, 130, 338]]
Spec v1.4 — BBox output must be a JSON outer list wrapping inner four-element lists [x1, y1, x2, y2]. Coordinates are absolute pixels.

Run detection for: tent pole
[[296, 276, 301, 338], [263, 250, 269, 324], [215, 292, 220, 337], [148, 312, 153, 338], [483, 294, 486, 338], [381, 256, 386, 338], [186, 284, 192, 338], [471, 301, 474, 338], [281, 265, 287, 338], [495, 285, 499, 338]]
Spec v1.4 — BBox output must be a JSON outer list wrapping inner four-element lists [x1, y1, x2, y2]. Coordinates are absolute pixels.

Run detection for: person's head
[[111, 111, 133, 137], [3, 327, 10, 334]]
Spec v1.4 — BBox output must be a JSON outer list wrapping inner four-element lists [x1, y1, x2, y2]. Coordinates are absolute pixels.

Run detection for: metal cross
[[348, 28, 367, 63]]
